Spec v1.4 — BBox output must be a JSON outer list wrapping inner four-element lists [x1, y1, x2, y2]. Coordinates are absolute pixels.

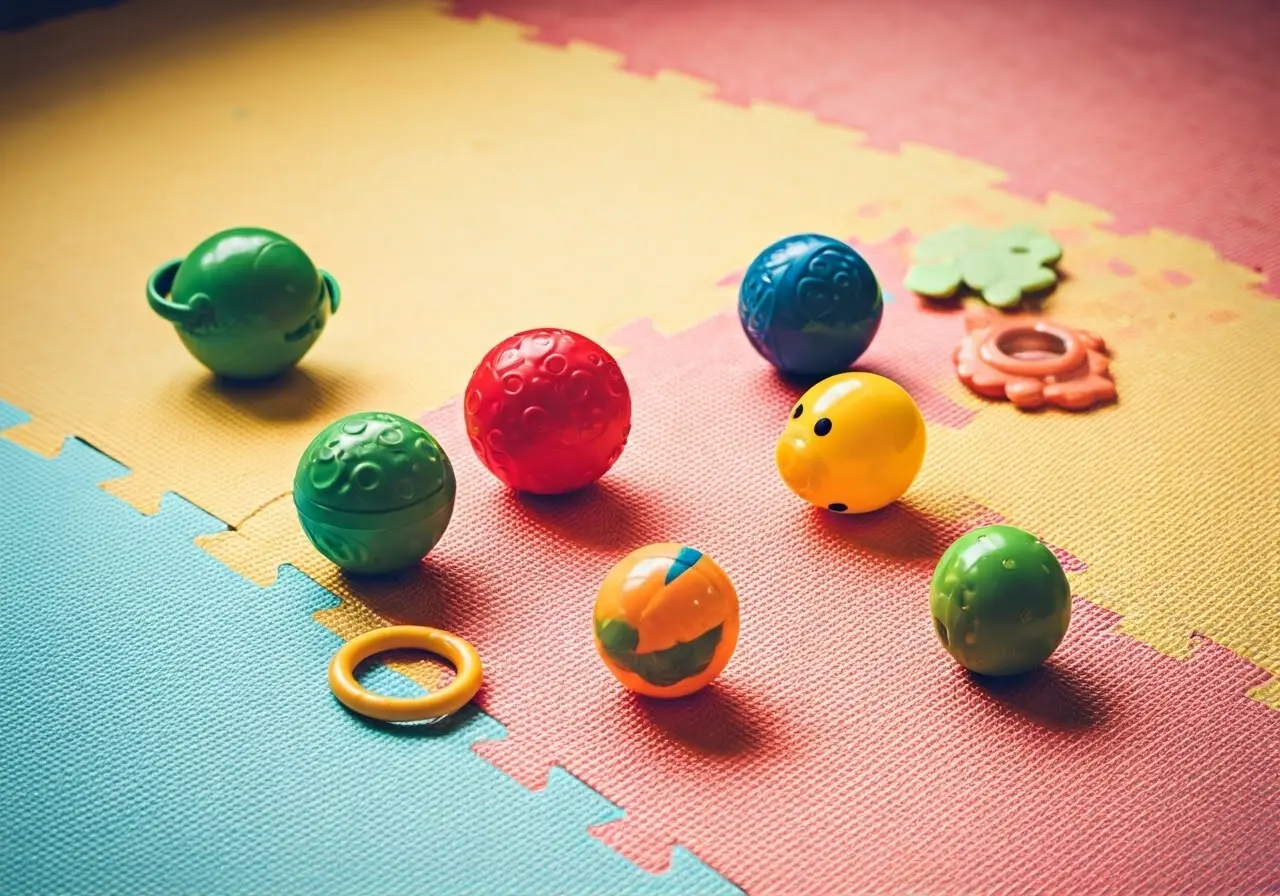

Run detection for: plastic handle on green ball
[[146, 259, 200, 325], [320, 270, 341, 314]]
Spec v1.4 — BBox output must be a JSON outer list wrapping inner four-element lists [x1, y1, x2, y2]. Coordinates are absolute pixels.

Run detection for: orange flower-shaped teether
[[953, 306, 1116, 410]]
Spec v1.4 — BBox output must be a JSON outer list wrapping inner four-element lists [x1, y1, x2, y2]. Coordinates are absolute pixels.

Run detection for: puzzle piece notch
[[0, 399, 472, 705], [1114, 613, 1200, 661], [99, 468, 171, 516], [1110, 610, 1280, 714], [1064, 223, 1264, 296], [466, 9, 541, 41], [196, 493, 304, 588], [577, 779, 747, 892], [5, 0, 1276, 552], [0, 407, 208, 519], [474, 719, 741, 882], [0, 413, 70, 460], [1120, 227, 1267, 293], [195, 494, 461, 694], [1249, 679, 1280, 711], [590, 815, 677, 877], [0, 404, 131, 490], [0, 403, 738, 896], [0, 401, 31, 432]]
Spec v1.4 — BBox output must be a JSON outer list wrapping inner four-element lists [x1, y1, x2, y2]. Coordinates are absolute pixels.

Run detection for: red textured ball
[[464, 328, 632, 494]]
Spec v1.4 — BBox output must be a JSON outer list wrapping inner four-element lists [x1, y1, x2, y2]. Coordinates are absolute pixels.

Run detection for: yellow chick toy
[[775, 372, 926, 514]]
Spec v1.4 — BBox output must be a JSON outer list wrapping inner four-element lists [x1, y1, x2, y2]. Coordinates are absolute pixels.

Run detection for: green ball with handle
[[146, 226, 340, 380]]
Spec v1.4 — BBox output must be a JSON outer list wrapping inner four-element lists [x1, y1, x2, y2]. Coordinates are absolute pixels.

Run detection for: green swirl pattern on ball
[[594, 617, 723, 688]]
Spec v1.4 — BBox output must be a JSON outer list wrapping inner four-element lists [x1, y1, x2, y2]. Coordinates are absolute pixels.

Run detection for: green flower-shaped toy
[[904, 223, 1063, 308]]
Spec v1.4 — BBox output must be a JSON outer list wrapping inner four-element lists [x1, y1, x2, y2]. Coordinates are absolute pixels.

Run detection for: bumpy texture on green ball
[[929, 524, 1071, 676], [293, 412, 455, 574]]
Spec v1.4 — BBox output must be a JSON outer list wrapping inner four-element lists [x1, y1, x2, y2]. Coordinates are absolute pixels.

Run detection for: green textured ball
[[293, 411, 455, 574], [929, 524, 1071, 676]]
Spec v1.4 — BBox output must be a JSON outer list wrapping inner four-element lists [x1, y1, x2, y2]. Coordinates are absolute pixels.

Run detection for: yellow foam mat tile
[[0, 0, 1277, 708]]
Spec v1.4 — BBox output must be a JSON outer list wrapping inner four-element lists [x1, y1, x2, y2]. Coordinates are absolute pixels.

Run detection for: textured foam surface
[[201, 235, 1280, 714], [3, 1, 1280, 892], [0, 405, 736, 895], [0, 0, 1268, 529], [202, 294, 1280, 893], [454, 0, 1280, 294]]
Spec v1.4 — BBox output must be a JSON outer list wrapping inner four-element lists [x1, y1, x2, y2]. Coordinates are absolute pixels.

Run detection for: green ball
[[293, 411, 456, 575], [146, 226, 341, 380], [929, 524, 1071, 676]]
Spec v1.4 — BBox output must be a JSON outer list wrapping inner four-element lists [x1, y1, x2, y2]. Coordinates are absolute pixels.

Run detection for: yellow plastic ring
[[328, 625, 483, 723]]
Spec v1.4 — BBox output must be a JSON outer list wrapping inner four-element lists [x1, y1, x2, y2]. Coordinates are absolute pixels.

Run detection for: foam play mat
[[1, 1, 1278, 893]]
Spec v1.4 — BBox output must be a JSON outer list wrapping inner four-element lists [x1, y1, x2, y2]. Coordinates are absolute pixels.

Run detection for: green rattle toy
[[293, 412, 456, 575], [146, 226, 340, 380]]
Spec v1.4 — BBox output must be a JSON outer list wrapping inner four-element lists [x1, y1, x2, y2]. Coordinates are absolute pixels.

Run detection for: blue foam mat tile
[[0, 399, 739, 896], [0, 401, 30, 430]]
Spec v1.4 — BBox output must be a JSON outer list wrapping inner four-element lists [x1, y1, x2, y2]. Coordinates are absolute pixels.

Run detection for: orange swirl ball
[[593, 543, 740, 698]]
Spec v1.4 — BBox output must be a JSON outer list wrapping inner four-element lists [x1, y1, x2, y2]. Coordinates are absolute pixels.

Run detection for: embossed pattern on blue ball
[[738, 234, 884, 377]]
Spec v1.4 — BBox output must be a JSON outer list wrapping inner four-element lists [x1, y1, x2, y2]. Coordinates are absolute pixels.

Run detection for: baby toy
[[929, 524, 1072, 676], [146, 226, 340, 380], [329, 625, 482, 723], [905, 223, 1063, 308], [954, 305, 1116, 410], [776, 371, 926, 514], [593, 543, 739, 698], [738, 233, 884, 378], [293, 411, 456, 575], [464, 327, 631, 494]]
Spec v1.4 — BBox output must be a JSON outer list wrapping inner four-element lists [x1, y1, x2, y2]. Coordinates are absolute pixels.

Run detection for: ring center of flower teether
[[995, 328, 1068, 362]]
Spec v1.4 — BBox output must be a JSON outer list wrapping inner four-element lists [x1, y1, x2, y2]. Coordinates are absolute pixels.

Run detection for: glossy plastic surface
[[954, 305, 1116, 410], [738, 233, 884, 377], [464, 328, 631, 494], [929, 524, 1072, 676], [328, 625, 483, 722], [293, 411, 456, 574], [146, 226, 340, 380], [775, 372, 926, 514], [592, 543, 739, 699]]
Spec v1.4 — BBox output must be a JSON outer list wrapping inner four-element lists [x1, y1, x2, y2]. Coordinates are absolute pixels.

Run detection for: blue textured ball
[[738, 234, 884, 377]]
